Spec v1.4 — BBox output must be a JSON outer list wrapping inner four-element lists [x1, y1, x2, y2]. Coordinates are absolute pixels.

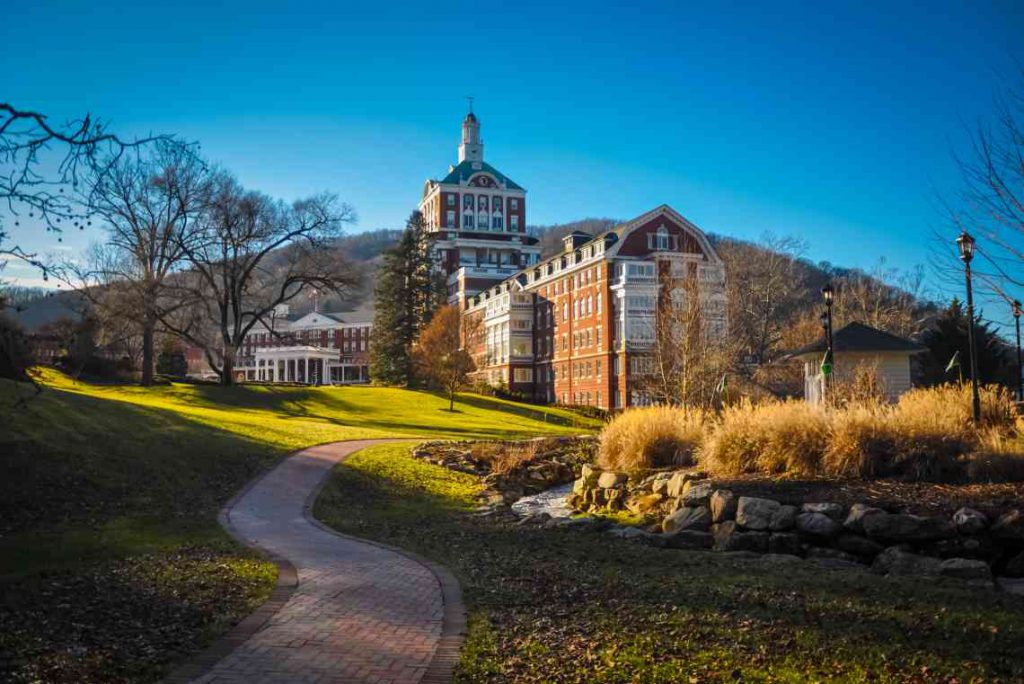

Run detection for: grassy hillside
[[0, 370, 595, 683], [317, 443, 1024, 683]]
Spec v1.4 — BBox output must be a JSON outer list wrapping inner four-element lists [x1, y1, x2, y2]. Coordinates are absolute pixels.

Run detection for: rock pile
[[569, 466, 1024, 586], [413, 436, 596, 506]]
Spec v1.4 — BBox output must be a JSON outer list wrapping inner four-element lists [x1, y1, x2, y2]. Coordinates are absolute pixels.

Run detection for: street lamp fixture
[[820, 283, 835, 401], [956, 230, 981, 423], [956, 231, 976, 262], [821, 282, 835, 305], [1014, 300, 1023, 402]]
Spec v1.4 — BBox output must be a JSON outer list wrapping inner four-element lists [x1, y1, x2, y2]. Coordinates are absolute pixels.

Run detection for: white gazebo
[[253, 346, 339, 384]]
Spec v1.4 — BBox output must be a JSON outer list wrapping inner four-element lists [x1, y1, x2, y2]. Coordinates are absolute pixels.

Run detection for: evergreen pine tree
[[369, 210, 446, 385], [918, 298, 1013, 386]]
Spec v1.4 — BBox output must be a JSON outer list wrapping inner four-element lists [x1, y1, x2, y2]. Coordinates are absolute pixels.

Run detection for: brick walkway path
[[178, 440, 462, 684]]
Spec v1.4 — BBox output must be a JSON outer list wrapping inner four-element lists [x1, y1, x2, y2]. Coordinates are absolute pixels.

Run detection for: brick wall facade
[[460, 205, 727, 410]]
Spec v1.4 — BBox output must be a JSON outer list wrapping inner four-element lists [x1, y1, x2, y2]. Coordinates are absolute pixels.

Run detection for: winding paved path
[[169, 440, 464, 684]]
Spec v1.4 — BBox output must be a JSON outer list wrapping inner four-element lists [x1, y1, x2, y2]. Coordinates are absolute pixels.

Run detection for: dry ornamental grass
[[598, 384, 1024, 482]]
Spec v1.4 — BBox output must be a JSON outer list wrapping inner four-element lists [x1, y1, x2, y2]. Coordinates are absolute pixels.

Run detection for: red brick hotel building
[[418, 111, 727, 410]]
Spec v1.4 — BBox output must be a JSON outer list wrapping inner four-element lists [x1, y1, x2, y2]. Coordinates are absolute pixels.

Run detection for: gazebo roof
[[780, 322, 925, 360]]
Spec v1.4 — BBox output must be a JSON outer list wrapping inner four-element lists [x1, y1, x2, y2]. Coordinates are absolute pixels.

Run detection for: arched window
[[655, 226, 670, 250]]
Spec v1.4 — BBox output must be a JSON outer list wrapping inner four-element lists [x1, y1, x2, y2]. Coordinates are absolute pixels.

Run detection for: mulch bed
[[716, 476, 1024, 518]]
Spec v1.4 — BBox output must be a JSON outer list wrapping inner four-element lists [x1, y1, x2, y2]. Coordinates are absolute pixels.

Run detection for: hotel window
[[596, 293, 602, 313], [446, 210, 455, 227], [513, 368, 533, 383], [447, 194, 455, 206], [511, 198, 519, 210], [596, 326, 602, 345], [586, 296, 592, 316], [562, 302, 567, 322], [492, 215, 503, 229], [596, 391, 601, 407], [596, 360, 602, 376], [510, 215, 519, 230]]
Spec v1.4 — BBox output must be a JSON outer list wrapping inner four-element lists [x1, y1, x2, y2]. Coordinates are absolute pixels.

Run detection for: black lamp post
[[820, 283, 835, 398], [1014, 299, 1023, 402], [956, 231, 982, 423]]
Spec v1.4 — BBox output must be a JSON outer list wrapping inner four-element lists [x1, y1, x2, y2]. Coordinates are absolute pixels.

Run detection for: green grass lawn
[[0, 369, 595, 683], [315, 443, 1024, 683]]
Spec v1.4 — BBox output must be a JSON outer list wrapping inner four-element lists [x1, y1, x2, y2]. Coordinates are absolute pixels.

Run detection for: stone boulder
[[598, 471, 628, 489], [579, 464, 601, 486], [681, 480, 714, 507], [862, 513, 956, 542], [843, 503, 885, 534], [952, 507, 988, 535], [663, 506, 712, 534], [1005, 551, 1024, 578], [795, 511, 842, 538], [665, 470, 705, 497], [736, 496, 781, 531], [872, 547, 943, 577], [651, 473, 673, 496], [835, 534, 884, 558], [802, 502, 845, 520], [626, 493, 664, 516], [663, 529, 714, 550], [806, 547, 862, 564], [939, 558, 992, 582], [607, 525, 653, 543], [924, 536, 992, 560], [768, 532, 802, 556], [709, 489, 738, 523], [769, 505, 798, 531], [991, 510, 1024, 541], [712, 521, 769, 553]]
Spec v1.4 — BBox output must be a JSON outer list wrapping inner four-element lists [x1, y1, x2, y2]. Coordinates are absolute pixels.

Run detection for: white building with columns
[[235, 304, 373, 384]]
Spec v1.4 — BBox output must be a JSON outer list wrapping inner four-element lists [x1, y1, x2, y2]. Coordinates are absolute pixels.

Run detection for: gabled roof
[[781, 322, 925, 359], [437, 160, 524, 190]]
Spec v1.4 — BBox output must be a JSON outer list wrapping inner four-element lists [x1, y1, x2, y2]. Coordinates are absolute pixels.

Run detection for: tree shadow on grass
[[318, 447, 1024, 682]]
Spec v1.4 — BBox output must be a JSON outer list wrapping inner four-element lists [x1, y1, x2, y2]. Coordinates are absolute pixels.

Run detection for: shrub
[[826, 385, 1018, 480], [885, 384, 1015, 480], [700, 400, 829, 476], [597, 405, 705, 473], [966, 429, 1024, 482], [824, 401, 899, 477], [490, 440, 540, 475]]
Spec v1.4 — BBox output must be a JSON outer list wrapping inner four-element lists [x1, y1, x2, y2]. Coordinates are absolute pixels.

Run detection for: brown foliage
[[413, 305, 476, 410]]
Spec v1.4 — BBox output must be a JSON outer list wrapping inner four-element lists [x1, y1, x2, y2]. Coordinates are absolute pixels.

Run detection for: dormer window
[[649, 225, 673, 251]]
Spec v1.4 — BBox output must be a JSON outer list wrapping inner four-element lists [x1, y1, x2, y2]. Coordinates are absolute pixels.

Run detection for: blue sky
[[3, 0, 1023, 306]]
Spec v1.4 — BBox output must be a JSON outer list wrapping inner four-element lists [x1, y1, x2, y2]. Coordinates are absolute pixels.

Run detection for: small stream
[[510, 482, 575, 519]]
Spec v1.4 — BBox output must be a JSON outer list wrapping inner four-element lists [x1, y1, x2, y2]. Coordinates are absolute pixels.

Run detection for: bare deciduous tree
[[163, 175, 357, 384], [718, 233, 810, 366], [63, 141, 208, 384], [0, 103, 167, 267], [939, 73, 1024, 309], [637, 266, 733, 408]]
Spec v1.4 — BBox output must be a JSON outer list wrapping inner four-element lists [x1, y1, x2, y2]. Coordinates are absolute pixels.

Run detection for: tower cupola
[[458, 110, 484, 163]]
